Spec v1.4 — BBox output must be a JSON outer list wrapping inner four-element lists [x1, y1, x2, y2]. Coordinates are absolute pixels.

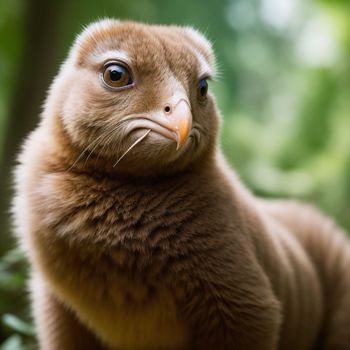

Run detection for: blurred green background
[[0, 0, 349, 348]]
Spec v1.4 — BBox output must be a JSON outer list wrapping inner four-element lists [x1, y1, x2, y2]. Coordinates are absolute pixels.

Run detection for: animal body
[[12, 19, 350, 349]]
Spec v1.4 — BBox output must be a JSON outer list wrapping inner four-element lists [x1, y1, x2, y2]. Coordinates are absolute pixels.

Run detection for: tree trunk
[[0, 0, 65, 254]]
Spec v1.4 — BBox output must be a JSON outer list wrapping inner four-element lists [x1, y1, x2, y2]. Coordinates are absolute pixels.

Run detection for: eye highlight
[[197, 78, 208, 102], [102, 62, 133, 90]]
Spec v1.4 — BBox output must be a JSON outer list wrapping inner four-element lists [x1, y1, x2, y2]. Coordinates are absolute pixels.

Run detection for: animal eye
[[198, 79, 208, 101], [102, 63, 133, 89]]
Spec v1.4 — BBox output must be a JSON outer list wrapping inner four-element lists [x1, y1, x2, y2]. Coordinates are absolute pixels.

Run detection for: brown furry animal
[[12, 19, 350, 350]]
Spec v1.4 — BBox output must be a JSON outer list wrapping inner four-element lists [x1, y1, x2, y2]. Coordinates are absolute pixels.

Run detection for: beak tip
[[175, 131, 187, 151], [165, 99, 192, 151]]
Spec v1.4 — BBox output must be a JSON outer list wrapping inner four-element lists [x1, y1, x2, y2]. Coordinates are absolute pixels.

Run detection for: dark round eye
[[102, 63, 133, 89], [198, 79, 208, 100]]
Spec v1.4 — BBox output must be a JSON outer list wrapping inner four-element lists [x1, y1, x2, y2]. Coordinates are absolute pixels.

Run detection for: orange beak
[[149, 99, 192, 150], [171, 99, 192, 150]]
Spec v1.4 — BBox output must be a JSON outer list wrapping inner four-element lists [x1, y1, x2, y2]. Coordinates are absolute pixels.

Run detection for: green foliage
[[0, 249, 32, 347], [0, 335, 26, 350], [0, 0, 349, 346], [0, 0, 23, 159], [2, 315, 35, 337], [0, 316, 34, 350]]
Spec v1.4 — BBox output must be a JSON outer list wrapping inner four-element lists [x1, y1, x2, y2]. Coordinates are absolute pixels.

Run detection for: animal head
[[45, 19, 220, 175]]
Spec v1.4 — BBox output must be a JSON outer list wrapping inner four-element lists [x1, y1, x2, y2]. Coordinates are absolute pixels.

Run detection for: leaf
[[0, 249, 25, 267], [2, 314, 35, 336], [0, 335, 26, 350]]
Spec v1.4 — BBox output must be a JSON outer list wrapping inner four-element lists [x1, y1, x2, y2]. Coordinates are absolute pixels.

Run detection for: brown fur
[[12, 19, 350, 349]]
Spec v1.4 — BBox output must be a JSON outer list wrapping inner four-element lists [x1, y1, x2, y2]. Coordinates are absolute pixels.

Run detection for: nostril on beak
[[164, 105, 171, 114]]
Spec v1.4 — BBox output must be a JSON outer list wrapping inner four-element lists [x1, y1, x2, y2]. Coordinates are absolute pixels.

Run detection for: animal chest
[[35, 174, 196, 348]]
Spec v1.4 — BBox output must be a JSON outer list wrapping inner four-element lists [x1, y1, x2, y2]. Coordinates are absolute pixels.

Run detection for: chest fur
[[29, 172, 204, 346]]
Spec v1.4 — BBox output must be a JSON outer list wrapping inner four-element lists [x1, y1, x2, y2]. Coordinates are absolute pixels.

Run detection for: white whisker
[[84, 125, 119, 166], [67, 132, 108, 171], [94, 125, 123, 165], [113, 129, 151, 167], [67, 118, 132, 171]]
